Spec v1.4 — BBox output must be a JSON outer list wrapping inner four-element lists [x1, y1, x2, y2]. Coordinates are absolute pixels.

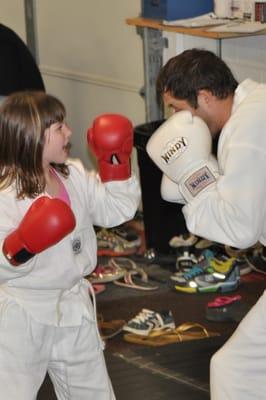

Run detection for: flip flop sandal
[[206, 295, 250, 322], [109, 257, 140, 273], [113, 270, 159, 291], [207, 295, 242, 308], [110, 257, 158, 282], [97, 314, 126, 339], [88, 262, 126, 283], [123, 322, 220, 346]]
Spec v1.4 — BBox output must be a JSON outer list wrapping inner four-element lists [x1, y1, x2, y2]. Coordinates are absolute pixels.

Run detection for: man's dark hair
[[157, 48, 238, 108]]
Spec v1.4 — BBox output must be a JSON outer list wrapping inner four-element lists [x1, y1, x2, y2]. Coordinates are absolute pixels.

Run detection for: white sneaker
[[169, 233, 198, 248]]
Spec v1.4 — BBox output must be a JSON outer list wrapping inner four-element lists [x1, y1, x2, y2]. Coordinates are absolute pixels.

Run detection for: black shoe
[[206, 295, 250, 322], [245, 245, 266, 274]]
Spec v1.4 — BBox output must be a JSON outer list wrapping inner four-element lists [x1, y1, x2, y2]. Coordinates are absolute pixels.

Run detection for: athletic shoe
[[169, 233, 198, 248], [206, 295, 250, 322], [176, 250, 198, 271], [122, 309, 175, 336], [169, 233, 219, 252], [175, 260, 240, 294], [109, 225, 141, 248], [171, 249, 215, 282], [234, 256, 252, 276], [245, 246, 266, 274], [195, 238, 215, 249], [96, 228, 138, 256]]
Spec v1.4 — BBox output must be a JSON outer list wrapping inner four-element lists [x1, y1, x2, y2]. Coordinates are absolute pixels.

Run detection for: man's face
[[163, 91, 225, 138]]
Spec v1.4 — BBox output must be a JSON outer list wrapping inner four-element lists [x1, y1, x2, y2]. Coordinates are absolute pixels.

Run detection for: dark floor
[[37, 261, 265, 399]]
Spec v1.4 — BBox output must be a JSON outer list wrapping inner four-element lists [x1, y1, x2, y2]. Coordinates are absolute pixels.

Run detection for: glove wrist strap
[[179, 161, 218, 202]]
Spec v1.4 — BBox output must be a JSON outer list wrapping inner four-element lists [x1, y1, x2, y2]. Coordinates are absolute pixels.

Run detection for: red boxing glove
[[3, 197, 76, 266], [87, 113, 133, 182]]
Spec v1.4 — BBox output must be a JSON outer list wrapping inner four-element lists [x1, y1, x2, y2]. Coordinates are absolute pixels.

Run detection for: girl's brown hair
[[0, 91, 69, 199]]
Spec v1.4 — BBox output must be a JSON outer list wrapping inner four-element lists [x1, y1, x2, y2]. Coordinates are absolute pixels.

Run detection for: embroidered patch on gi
[[184, 166, 216, 197], [160, 137, 188, 165], [72, 237, 82, 254]]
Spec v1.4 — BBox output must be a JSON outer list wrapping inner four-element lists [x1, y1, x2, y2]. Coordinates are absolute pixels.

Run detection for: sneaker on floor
[[96, 228, 138, 256], [122, 309, 175, 336], [176, 250, 198, 272], [234, 257, 252, 276], [205, 295, 250, 322], [175, 259, 240, 294], [109, 225, 141, 248], [169, 233, 198, 248], [245, 247, 266, 274], [171, 249, 215, 282], [195, 238, 216, 250]]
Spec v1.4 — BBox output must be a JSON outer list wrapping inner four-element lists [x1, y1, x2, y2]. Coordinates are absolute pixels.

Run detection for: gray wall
[[0, 0, 145, 170], [2, 2, 266, 171]]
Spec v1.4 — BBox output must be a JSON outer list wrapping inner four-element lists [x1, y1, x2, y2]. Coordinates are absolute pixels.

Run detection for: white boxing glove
[[146, 110, 219, 202], [161, 174, 186, 204]]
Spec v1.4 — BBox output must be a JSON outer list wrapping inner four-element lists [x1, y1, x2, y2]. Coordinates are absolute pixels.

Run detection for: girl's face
[[42, 121, 72, 167]]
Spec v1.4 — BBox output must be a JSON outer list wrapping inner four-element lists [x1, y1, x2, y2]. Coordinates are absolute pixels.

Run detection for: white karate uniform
[[181, 79, 266, 399], [0, 158, 141, 399]]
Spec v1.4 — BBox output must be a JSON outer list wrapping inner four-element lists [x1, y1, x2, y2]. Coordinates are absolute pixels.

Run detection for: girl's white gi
[[182, 79, 266, 399], [0, 158, 141, 400]]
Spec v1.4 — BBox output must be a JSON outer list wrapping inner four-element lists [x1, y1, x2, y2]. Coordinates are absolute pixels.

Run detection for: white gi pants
[[0, 299, 115, 400], [210, 290, 266, 399]]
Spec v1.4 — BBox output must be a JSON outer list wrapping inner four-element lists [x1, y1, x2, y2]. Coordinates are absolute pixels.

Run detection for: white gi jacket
[[183, 79, 266, 249], [0, 158, 141, 326]]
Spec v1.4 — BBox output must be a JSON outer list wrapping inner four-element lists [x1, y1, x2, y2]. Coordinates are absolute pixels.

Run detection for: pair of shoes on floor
[[123, 309, 175, 336], [169, 233, 215, 251], [206, 295, 251, 322], [171, 249, 215, 282], [124, 321, 220, 346], [175, 248, 216, 273], [173, 253, 241, 294], [113, 259, 159, 291], [96, 226, 141, 256], [176, 250, 198, 271], [175, 247, 251, 277], [89, 258, 158, 290]]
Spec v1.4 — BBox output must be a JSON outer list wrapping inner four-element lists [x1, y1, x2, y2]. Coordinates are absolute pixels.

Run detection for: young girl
[[0, 91, 140, 399]]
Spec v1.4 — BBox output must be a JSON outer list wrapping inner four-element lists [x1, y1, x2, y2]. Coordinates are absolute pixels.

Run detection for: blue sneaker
[[122, 309, 175, 336], [171, 249, 215, 283], [175, 260, 240, 294]]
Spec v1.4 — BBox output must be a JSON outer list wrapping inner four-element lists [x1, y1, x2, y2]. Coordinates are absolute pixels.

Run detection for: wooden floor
[[38, 336, 225, 400], [37, 263, 265, 399]]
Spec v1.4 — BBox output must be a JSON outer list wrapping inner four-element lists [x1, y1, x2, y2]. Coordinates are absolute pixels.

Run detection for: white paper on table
[[206, 22, 266, 33], [163, 12, 231, 28]]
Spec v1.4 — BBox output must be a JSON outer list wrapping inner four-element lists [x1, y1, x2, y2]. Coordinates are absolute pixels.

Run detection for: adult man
[[147, 48, 266, 399]]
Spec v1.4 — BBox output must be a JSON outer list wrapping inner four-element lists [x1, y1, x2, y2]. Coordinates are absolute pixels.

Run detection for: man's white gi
[[182, 79, 266, 399], [0, 158, 141, 399]]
